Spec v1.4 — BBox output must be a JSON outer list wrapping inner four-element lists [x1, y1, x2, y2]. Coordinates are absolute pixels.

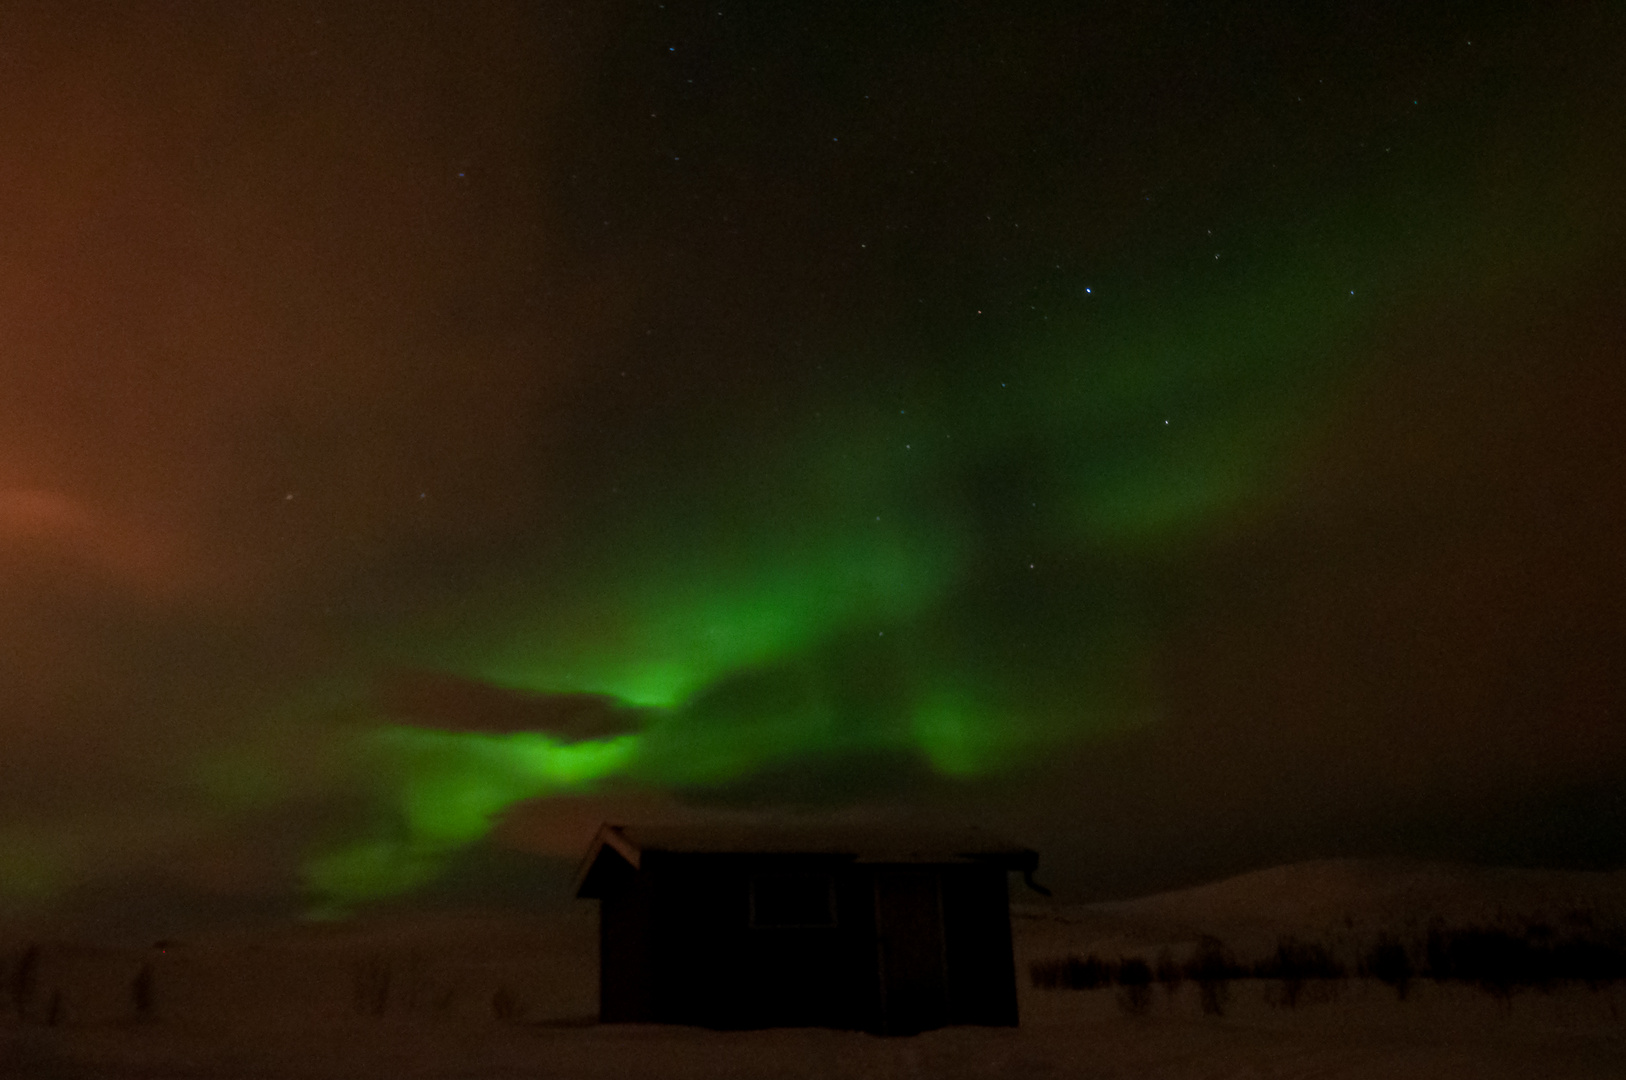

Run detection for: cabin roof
[[574, 821, 1038, 897]]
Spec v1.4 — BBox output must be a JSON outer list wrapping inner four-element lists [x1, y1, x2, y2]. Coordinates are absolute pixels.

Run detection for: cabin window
[[749, 872, 837, 928]]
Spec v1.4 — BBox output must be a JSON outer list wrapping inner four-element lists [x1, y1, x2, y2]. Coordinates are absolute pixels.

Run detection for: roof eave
[[572, 822, 643, 898]]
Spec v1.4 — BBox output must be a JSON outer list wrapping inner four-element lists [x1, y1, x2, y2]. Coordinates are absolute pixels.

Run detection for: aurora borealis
[[3, 2, 1625, 924]]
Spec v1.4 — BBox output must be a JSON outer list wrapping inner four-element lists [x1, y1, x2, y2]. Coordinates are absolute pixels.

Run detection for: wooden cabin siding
[[579, 824, 1033, 1033], [942, 865, 1019, 1027], [598, 856, 653, 1022]]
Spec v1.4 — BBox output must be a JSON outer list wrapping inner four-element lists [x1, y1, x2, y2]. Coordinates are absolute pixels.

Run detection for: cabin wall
[[942, 866, 1019, 1026], [598, 862, 653, 1022], [871, 866, 949, 1034], [595, 853, 1020, 1032], [646, 854, 878, 1030], [648, 853, 745, 1026]]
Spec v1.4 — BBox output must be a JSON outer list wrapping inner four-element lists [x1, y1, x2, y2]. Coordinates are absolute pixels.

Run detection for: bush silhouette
[[11, 944, 39, 1020], [1362, 935, 1413, 1000], [1154, 948, 1184, 999], [1427, 924, 1523, 999], [1114, 957, 1154, 1015], [1038, 917, 1624, 1014], [353, 953, 393, 1016], [131, 962, 156, 1020], [1030, 954, 1113, 990], [1253, 936, 1345, 1008], [1184, 936, 1238, 1016], [1549, 935, 1626, 988], [491, 984, 525, 1021], [1421, 920, 1626, 995]]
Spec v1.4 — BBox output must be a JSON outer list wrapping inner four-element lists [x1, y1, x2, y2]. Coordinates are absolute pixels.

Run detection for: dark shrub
[[1352, 919, 1626, 1003], [11, 944, 39, 1020], [492, 984, 525, 1021], [1363, 936, 1413, 1000], [1259, 936, 1344, 980], [1185, 936, 1241, 981], [1423, 921, 1626, 996], [1550, 936, 1626, 988], [353, 953, 393, 1016], [1030, 954, 1113, 990], [1254, 936, 1345, 1008], [1114, 957, 1154, 1015], [1073, 954, 1113, 990], [1185, 936, 1237, 1016], [1427, 924, 1529, 999], [1154, 948, 1184, 998], [131, 962, 155, 1019]]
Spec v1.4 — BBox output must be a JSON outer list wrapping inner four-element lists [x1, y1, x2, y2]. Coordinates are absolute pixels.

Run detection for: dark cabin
[[574, 822, 1040, 1034]]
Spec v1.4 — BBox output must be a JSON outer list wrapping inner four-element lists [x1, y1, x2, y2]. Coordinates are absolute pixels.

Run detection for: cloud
[[377, 672, 655, 739]]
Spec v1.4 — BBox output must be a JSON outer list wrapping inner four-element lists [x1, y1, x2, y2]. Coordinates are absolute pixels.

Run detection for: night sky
[[2, 2, 1624, 922]]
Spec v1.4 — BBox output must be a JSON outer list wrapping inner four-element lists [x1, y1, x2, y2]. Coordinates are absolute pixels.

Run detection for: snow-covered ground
[[2, 860, 1622, 1078], [4, 983, 1622, 1079]]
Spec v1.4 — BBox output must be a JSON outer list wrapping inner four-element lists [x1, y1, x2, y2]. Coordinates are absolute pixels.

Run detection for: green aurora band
[[299, 99, 1619, 912]]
